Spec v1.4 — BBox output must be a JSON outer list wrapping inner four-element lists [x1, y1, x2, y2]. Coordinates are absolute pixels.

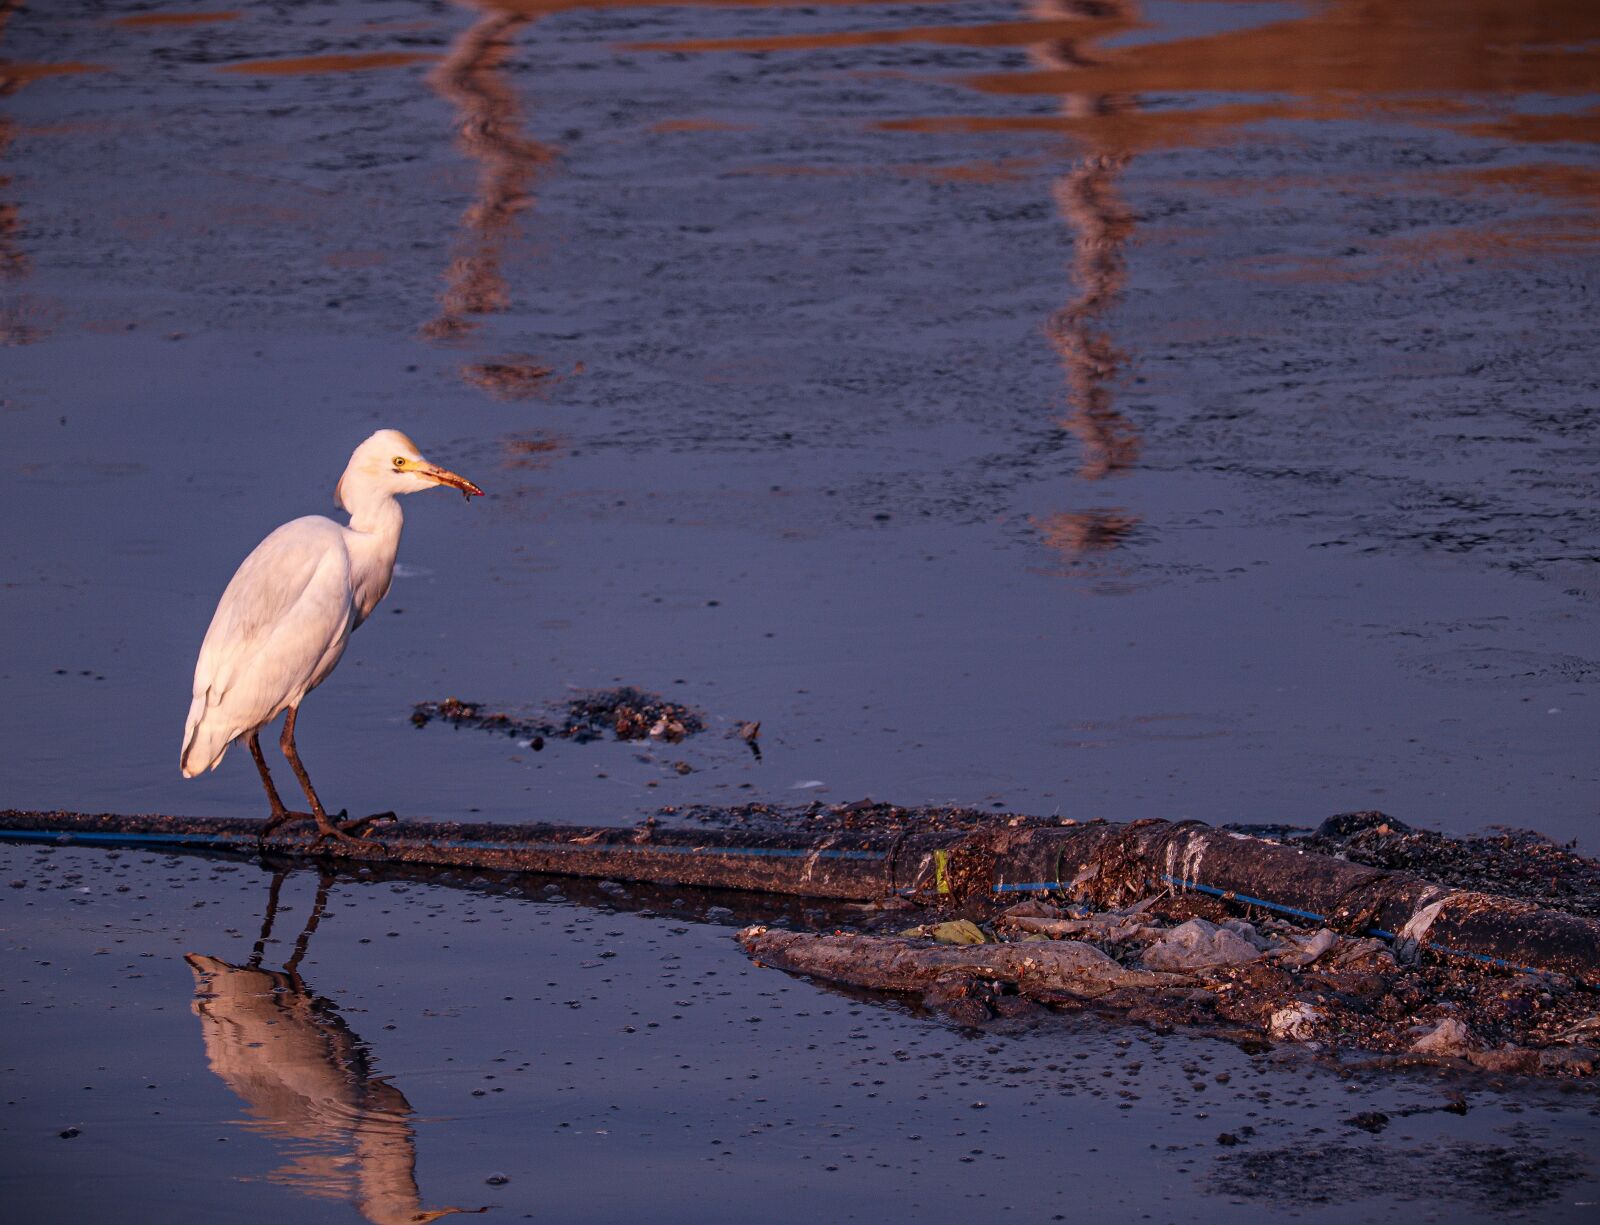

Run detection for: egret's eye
[[393, 456, 408, 469]]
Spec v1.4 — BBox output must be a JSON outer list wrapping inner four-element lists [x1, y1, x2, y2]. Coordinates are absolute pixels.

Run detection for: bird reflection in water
[[423, 1, 556, 346], [186, 871, 479, 1225]]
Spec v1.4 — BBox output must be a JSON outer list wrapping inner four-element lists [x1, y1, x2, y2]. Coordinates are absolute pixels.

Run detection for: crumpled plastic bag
[[901, 919, 988, 945], [1139, 918, 1267, 972]]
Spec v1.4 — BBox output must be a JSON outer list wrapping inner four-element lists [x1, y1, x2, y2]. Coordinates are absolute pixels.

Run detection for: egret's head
[[335, 428, 484, 511]]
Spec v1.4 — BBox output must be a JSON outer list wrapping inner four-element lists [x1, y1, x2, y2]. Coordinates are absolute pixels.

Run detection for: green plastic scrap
[[901, 919, 988, 945]]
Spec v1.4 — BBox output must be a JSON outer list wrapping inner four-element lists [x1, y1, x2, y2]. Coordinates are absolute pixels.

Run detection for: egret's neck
[[341, 488, 404, 624], [344, 485, 404, 539]]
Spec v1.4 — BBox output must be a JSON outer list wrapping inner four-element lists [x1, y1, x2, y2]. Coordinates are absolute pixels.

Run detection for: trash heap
[[737, 813, 1600, 1077]]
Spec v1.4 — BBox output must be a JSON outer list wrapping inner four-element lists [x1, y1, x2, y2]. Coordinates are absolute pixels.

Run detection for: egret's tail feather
[[181, 701, 234, 778]]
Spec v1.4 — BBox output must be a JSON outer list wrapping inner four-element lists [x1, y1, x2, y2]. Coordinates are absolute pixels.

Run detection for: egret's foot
[[260, 810, 315, 841], [311, 826, 385, 852], [311, 812, 384, 852], [334, 809, 397, 838]]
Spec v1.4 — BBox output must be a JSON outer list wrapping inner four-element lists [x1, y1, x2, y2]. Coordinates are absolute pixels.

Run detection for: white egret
[[180, 429, 483, 844]]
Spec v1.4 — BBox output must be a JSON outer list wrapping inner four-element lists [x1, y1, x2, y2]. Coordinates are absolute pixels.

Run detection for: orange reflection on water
[[219, 51, 439, 75], [0, 60, 105, 95], [1450, 107, 1600, 146], [0, 117, 20, 283], [0, 1, 43, 344], [961, 0, 1600, 98], [481, 0, 970, 12], [1221, 159, 1600, 283], [625, 0, 1148, 518], [1455, 162, 1600, 206], [1033, 508, 1140, 557], [187, 874, 477, 1225], [1247, 219, 1599, 285], [0, 199, 19, 280], [1049, 151, 1140, 480], [619, 15, 1144, 54], [651, 117, 750, 133], [1381, 220, 1597, 259], [872, 1, 1598, 172], [0, 14, 17, 315], [731, 157, 1036, 183], [624, 0, 1145, 483], [113, 10, 240, 27], [1021, 0, 1143, 484], [422, 2, 556, 341], [878, 98, 1313, 152], [463, 355, 558, 398], [502, 431, 564, 467]]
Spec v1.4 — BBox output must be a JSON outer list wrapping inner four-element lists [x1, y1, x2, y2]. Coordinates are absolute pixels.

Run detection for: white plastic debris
[[1409, 1017, 1478, 1057], [1220, 919, 1276, 951], [1269, 1002, 1324, 1041], [1139, 918, 1267, 972], [1272, 927, 1341, 968]]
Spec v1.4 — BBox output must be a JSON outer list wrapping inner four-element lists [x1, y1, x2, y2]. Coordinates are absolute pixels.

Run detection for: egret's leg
[[251, 732, 297, 837], [280, 706, 380, 848], [278, 707, 328, 817]]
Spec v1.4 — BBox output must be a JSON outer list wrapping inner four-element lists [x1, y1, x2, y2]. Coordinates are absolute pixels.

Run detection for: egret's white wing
[[182, 517, 356, 773]]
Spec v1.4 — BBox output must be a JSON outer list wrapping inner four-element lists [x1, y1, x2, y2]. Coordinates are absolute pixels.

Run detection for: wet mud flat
[[4, 839, 1600, 1225]]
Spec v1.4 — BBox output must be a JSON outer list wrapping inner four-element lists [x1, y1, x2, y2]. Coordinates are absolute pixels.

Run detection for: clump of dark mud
[[413, 687, 705, 745], [1299, 811, 1600, 919]]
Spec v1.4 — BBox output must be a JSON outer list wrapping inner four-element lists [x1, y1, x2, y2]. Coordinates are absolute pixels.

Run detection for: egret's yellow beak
[[422, 463, 485, 500]]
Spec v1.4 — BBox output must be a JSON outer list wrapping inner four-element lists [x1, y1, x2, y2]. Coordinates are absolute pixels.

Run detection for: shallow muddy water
[[5, 843, 1600, 1224], [1, 0, 1598, 1217]]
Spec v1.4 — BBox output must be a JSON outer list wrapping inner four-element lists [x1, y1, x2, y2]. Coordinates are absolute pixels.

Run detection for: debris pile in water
[[412, 687, 706, 746], [731, 810, 1600, 1077], [740, 893, 1599, 1074]]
